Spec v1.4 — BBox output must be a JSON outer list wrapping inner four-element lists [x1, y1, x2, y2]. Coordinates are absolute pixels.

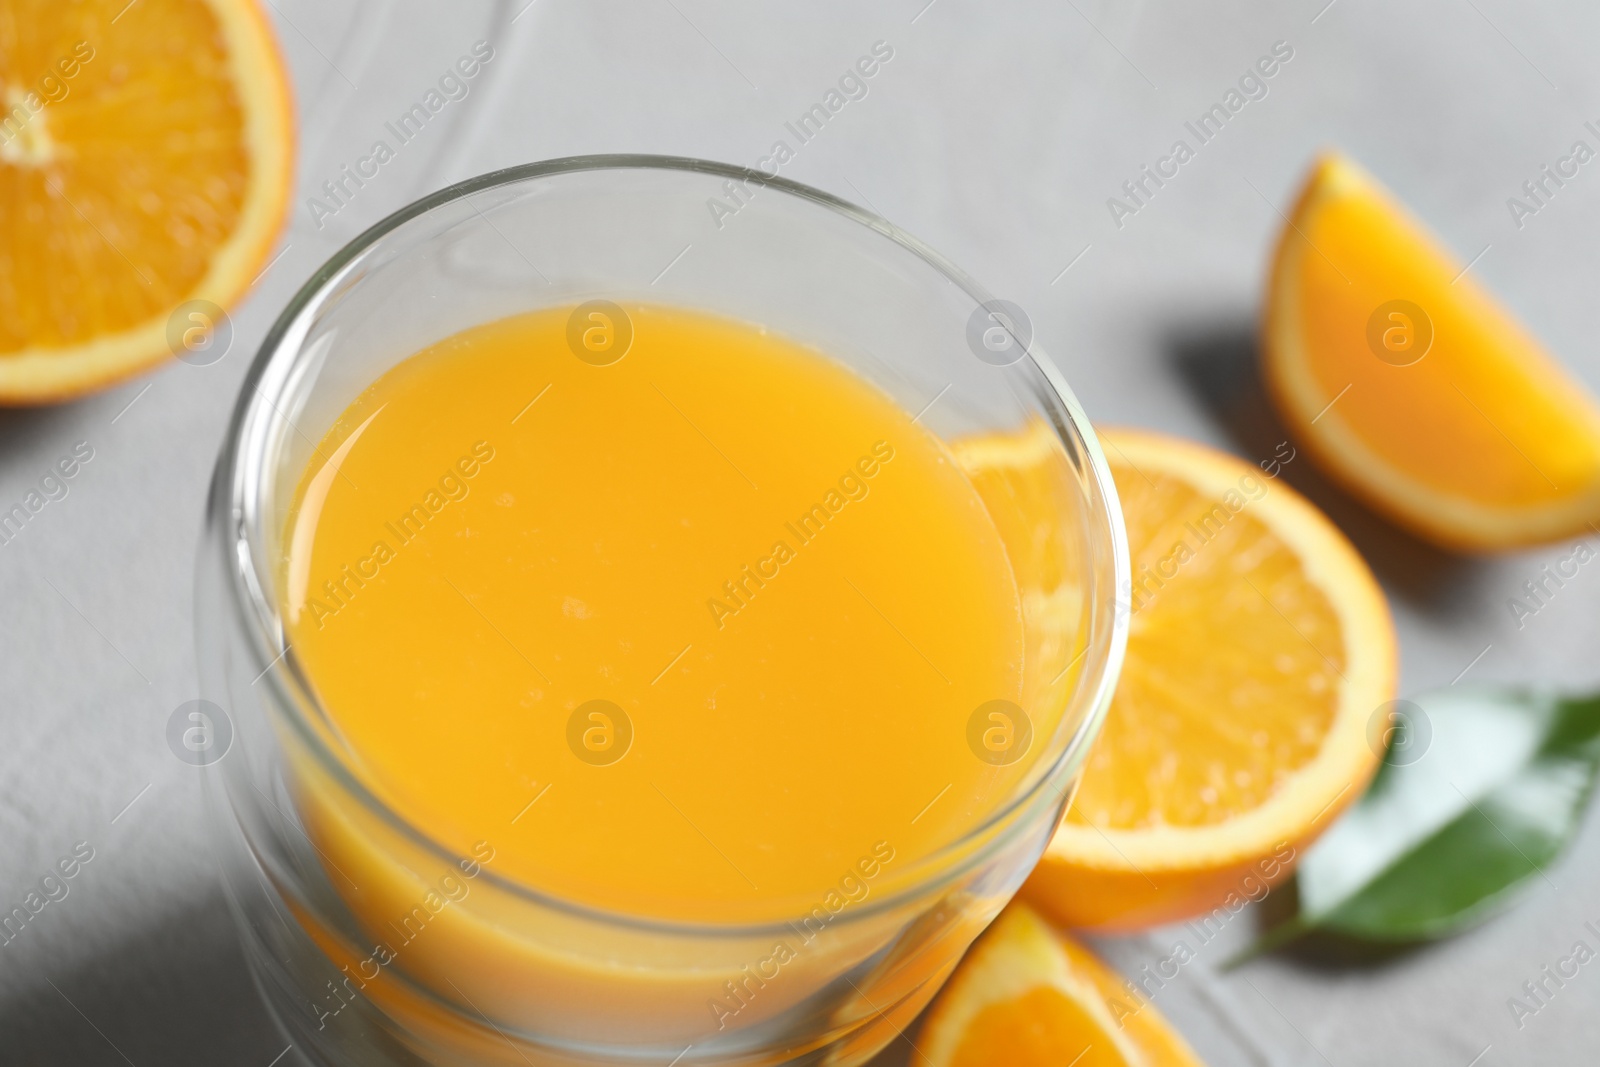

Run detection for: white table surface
[[5, 1, 1600, 1063]]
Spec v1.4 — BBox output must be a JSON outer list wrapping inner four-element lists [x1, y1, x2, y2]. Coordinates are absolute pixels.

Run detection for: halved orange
[[0, 0, 294, 402], [1020, 428, 1395, 931], [920, 901, 1206, 1067], [1263, 152, 1600, 551]]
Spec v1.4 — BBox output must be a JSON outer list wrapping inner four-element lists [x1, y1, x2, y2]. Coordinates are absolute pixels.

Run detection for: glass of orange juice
[[197, 156, 1129, 1066]]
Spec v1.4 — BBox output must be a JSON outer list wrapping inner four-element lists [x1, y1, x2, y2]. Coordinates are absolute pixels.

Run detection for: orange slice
[[1020, 428, 1394, 931], [0, 0, 294, 402], [920, 901, 1206, 1067], [1263, 152, 1600, 551], [952, 418, 1093, 733]]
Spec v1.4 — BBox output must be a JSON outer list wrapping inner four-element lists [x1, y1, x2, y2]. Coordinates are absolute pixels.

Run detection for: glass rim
[[212, 152, 1132, 939]]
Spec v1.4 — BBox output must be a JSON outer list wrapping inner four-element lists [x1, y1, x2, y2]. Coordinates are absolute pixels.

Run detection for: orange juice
[[280, 304, 1064, 1046]]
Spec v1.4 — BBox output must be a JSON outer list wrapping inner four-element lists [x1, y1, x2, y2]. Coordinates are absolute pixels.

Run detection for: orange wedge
[[1263, 152, 1600, 551], [920, 902, 1206, 1067], [1021, 428, 1395, 931], [0, 0, 294, 402]]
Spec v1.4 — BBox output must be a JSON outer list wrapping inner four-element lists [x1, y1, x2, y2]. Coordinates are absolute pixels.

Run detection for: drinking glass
[[196, 155, 1129, 1066]]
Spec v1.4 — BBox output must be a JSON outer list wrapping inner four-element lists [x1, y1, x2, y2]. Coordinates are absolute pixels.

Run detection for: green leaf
[[1243, 685, 1600, 955]]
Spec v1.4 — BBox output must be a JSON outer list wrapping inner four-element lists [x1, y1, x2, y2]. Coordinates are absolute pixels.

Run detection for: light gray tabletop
[[5, 1, 1600, 1064]]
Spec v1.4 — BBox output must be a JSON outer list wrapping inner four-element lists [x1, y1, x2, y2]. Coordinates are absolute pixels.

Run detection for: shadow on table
[[1234, 877, 1435, 974], [0, 403, 92, 461], [1161, 318, 1487, 618], [0, 888, 287, 1067], [0, 883, 930, 1067]]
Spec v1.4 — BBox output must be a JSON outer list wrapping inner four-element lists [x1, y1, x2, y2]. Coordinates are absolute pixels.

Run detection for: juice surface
[[283, 304, 1037, 923]]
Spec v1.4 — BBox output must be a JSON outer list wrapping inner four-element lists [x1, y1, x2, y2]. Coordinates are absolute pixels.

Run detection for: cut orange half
[[920, 902, 1206, 1067], [0, 0, 295, 402], [1021, 428, 1395, 931], [1263, 152, 1600, 551]]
